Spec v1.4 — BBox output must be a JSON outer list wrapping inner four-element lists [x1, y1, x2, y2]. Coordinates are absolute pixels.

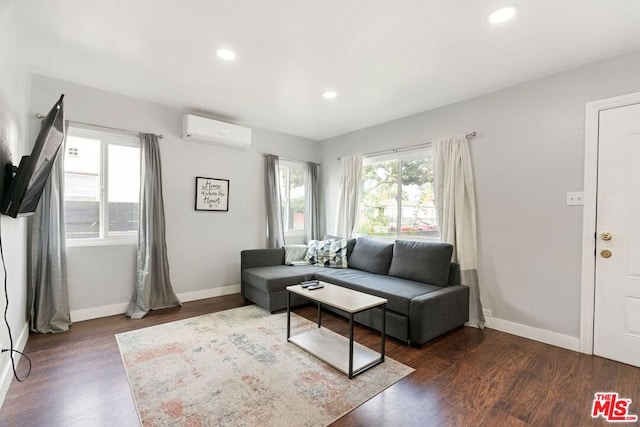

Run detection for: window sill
[[66, 238, 137, 248], [355, 234, 441, 243]]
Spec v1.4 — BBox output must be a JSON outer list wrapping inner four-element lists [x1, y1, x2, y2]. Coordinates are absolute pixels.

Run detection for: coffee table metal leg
[[287, 291, 291, 340], [381, 304, 386, 362], [317, 302, 321, 328], [349, 313, 354, 379]]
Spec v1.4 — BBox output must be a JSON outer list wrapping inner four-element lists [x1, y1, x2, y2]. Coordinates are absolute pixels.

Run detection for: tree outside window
[[279, 161, 307, 240], [357, 150, 439, 239]]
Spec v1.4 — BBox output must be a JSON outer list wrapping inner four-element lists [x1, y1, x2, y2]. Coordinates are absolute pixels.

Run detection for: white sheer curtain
[[126, 133, 181, 319], [265, 154, 285, 248], [304, 162, 320, 242], [335, 155, 362, 238], [434, 135, 485, 328]]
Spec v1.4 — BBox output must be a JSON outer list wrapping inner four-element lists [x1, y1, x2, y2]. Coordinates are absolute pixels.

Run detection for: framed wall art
[[195, 177, 229, 211]]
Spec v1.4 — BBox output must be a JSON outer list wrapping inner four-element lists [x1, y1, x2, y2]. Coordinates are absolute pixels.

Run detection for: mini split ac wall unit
[[182, 114, 252, 149]]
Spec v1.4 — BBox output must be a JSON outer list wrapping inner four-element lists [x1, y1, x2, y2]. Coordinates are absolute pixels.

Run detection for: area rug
[[116, 305, 414, 427]]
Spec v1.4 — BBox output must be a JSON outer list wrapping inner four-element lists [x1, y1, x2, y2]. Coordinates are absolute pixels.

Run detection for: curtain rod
[[262, 153, 321, 167], [338, 131, 477, 161], [35, 113, 164, 139]]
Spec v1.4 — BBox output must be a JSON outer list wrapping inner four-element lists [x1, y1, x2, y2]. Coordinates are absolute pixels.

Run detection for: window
[[357, 148, 439, 240], [279, 160, 307, 241], [64, 126, 141, 245]]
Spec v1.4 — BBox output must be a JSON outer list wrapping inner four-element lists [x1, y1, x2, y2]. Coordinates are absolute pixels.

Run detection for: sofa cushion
[[346, 238, 357, 261], [315, 269, 441, 316], [348, 237, 394, 274], [243, 265, 325, 293], [388, 240, 453, 286]]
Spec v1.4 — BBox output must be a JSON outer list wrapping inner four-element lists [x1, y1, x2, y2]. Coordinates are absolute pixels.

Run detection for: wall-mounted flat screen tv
[[0, 94, 65, 218]]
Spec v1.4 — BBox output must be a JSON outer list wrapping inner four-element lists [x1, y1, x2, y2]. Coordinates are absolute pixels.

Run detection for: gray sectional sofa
[[241, 237, 470, 345]]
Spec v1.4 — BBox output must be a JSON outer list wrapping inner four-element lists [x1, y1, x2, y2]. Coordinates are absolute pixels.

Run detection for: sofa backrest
[[447, 262, 461, 286], [347, 237, 394, 275], [240, 248, 285, 270], [300, 237, 459, 286], [387, 240, 454, 286]]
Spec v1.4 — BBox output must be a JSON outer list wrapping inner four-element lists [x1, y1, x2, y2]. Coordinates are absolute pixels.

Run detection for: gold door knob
[[601, 249, 612, 258], [601, 232, 612, 241]]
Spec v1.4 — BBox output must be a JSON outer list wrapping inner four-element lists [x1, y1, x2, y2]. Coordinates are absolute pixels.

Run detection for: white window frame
[[65, 125, 141, 247], [358, 146, 440, 243], [279, 159, 307, 242]]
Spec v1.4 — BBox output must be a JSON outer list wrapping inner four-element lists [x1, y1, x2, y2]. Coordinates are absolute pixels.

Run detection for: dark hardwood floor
[[1, 294, 638, 426]]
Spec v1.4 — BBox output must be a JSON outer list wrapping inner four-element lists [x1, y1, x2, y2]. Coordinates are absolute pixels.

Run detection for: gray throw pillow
[[387, 240, 454, 286], [348, 237, 394, 275]]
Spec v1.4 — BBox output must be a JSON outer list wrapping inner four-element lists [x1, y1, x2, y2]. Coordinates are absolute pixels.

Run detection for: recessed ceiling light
[[216, 48, 236, 61], [488, 5, 516, 24], [322, 90, 337, 100]]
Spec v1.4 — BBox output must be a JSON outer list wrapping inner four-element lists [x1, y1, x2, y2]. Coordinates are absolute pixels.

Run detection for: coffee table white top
[[286, 281, 387, 313]]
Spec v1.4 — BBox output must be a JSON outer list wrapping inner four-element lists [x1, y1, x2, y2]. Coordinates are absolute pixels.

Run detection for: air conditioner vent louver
[[182, 114, 251, 149]]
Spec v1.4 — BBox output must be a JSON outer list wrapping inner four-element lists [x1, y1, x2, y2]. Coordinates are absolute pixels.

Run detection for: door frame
[[580, 90, 640, 354]]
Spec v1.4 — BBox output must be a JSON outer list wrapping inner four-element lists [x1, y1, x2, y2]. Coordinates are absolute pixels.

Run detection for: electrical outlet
[[566, 191, 584, 206]]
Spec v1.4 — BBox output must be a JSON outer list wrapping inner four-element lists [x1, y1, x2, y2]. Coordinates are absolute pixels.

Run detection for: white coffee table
[[286, 282, 387, 379]]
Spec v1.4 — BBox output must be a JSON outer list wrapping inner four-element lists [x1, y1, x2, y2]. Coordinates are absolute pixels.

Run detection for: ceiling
[[10, 0, 640, 141]]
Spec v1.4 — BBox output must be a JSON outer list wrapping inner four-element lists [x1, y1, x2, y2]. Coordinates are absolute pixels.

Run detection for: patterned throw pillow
[[316, 239, 348, 268], [304, 240, 321, 264], [304, 239, 348, 268]]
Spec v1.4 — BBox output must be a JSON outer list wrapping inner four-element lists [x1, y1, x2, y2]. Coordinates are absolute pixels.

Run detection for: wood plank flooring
[[1, 294, 638, 426]]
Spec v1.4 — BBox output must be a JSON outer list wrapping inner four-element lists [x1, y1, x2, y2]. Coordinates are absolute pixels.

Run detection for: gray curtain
[[304, 162, 320, 242], [434, 135, 485, 328], [126, 134, 181, 319], [265, 154, 285, 248], [28, 138, 71, 333], [335, 155, 362, 238]]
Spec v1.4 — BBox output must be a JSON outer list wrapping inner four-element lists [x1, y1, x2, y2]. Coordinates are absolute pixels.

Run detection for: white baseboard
[[70, 302, 130, 323], [70, 284, 241, 323], [178, 284, 241, 303], [0, 321, 30, 410], [483, 310, 580, 352]]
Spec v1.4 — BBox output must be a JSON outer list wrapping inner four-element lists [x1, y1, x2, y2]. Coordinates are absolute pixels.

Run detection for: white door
[[594, 102, 640, 367]]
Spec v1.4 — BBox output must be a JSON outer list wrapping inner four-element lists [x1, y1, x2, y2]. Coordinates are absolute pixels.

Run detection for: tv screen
[[0, 94, 65, 218]]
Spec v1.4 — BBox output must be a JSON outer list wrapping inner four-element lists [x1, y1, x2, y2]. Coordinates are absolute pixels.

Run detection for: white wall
[[29, 75, 320, 319], [0, 0, 31, 408], [321, 51, 640, 341]]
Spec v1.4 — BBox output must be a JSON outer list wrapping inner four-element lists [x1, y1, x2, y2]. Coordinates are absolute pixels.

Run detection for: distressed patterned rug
[[116, 305, 414, 426]]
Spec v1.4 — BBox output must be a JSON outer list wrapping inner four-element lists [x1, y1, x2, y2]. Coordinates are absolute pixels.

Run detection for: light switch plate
[[567, 191, 584, 206]]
